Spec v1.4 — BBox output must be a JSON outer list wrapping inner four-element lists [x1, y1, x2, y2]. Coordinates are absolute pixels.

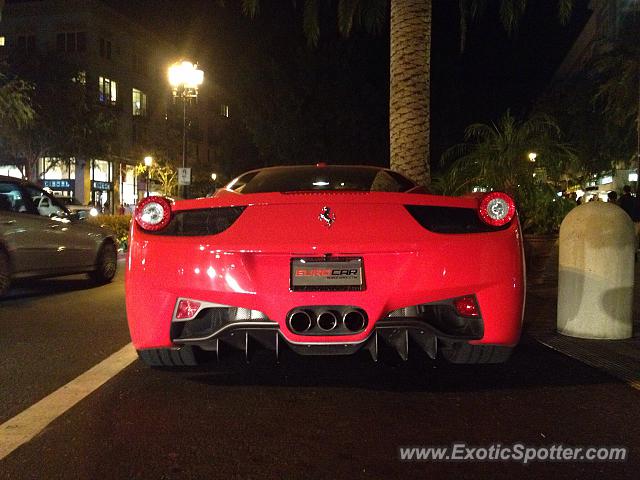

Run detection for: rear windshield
[[232, 166, 416, 194]]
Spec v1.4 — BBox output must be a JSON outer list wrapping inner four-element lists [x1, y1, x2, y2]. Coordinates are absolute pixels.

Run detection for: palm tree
[[0, 72, 34, 129], [241, 0, 573, 186], [440, 110, 575, 196]]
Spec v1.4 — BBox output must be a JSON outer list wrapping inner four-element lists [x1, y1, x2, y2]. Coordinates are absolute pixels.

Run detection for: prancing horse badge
[[319, 206, 335, 228]]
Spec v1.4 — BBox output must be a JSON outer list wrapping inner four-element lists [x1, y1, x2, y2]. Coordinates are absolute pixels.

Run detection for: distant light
[[89, 208, 99, 217], [0, 37, 5, 47], [211, 173, 217, 181], [629, 173, 638, 182], [600, 175, 613, 185], [528, 152, 537, 162], [557, 191, 563, 197], [313, 181, 330, 187], [144, 156, 153, 167]]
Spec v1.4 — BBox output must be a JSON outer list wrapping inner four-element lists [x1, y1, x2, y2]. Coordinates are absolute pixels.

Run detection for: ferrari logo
[[319, 206, 335, 227]]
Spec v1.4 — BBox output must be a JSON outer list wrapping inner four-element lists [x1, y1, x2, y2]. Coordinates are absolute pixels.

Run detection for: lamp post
[[144, 156, 153, 197], [168, 60, 204, 199]]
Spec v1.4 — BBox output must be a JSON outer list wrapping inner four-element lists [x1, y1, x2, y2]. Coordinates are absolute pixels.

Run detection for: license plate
[[290, 257, 364, 291]]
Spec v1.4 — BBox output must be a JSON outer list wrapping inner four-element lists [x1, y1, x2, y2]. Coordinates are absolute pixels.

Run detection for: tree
[[240, 0, 573, 186], [1, 54, 118, 181], [437, 110, 576, 234], [536, 70, 630, 183], [591, 28, 640, 191], [135, 161, 178, 196], [0, 70, 34, 130], [439, 110, 575, 196]]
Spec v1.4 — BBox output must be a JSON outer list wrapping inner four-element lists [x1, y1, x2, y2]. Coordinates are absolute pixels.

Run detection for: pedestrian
[[607, 191, 618, 203], [618, 185, 636, 220], [118, 203, 125, 215]]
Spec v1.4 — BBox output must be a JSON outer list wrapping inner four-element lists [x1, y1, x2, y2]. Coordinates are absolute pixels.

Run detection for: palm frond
[[557, 0, 573, 24], [241, 0, 260, 18], [338, 0, 360, 36], [303, 0, 320, 47], [498, 0, 527, 35]]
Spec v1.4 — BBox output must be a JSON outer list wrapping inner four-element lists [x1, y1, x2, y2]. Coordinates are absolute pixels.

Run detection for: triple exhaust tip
[[288, 308, 366, 334]]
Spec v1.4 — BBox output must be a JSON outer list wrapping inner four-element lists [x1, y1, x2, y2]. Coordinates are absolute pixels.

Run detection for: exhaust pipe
[[343, 310, 366, 332], [317, 310, 338, 331], [289, 310, 314, 333]]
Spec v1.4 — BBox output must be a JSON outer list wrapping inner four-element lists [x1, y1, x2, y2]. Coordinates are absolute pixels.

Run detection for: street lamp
[[528, 152, 537, 162], [168, 60, 204, 198], [144, 156, 153, 197]]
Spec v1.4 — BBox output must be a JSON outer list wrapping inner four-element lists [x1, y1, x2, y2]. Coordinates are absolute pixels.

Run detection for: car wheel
[[441, 343, 513, 364], [137, 347, 199, 367], [90, 241, 117, 284], [0, 249, 10, 297]]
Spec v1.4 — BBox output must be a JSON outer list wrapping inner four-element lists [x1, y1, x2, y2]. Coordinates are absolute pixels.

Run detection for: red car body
[[126, 165, 525, 366]]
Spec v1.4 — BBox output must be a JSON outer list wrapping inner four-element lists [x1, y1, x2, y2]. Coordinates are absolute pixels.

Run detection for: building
[[553, 0, 640, 199], [0, 0, 177, 211]]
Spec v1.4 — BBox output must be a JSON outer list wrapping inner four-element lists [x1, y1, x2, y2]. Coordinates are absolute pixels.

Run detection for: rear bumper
[[125, 221, 524, 351]]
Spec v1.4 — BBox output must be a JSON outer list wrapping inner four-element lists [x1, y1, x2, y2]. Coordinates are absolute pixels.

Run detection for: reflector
[[176, 299, 201, 320], [454, 295, 480, 317]]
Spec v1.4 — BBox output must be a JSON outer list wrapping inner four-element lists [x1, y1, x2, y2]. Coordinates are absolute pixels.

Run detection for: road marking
[[0, 343, 137, 460]]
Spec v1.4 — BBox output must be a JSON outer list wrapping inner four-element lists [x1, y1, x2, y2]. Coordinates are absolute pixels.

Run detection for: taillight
[[134, 196, 172, 231], [175, 299, 201, 320], [478, 192, 516, 227], [453, 295, 480, 317]]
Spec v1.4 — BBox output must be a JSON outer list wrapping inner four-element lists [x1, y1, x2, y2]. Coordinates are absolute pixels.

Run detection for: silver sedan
[[0, 176, 118, 296]]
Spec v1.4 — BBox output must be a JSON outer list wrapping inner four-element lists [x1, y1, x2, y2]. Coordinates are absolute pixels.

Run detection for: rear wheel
[[441, 343, 513, 364], [0, 249, 10, 297], [137, 346, 199, 367], [89, 241, 117, 284]]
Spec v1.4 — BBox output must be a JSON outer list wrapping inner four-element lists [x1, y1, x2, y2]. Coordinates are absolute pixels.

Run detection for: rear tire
[[137, 346, 199, 367], [441, 343, 513, 364], [90, 241, 117, 284], [0, 249, 10, 297]]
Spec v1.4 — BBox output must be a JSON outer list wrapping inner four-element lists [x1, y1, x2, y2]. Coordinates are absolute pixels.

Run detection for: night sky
[[24, 0, 595, 170]]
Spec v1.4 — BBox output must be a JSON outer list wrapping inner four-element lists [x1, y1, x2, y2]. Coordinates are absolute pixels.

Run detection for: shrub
[[87, 214, 132, 251]]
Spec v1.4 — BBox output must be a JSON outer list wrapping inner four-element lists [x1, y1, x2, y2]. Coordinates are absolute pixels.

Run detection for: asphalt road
[[1, 264, 639, 479]]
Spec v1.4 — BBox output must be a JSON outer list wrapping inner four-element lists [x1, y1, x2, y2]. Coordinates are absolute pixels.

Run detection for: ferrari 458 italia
[[126, 165, 524, 367]]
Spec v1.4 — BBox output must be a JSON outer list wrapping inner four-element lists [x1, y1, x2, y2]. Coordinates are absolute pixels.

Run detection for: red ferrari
[[126, 165, 524, 367]]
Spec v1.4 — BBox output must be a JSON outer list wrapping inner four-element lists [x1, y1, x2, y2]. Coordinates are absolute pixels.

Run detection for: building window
[[132, 88, 147, 116], [0, 37, 5, 47], [220, 104, 230, 118], [17, 35, 36, 54], [56, 32, 86, 53], [99, 38, 112, 59], [99, 76, 117, 105]]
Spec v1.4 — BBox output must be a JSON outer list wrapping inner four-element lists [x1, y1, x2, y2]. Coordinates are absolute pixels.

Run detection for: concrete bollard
[[557, 202, 635, 339]]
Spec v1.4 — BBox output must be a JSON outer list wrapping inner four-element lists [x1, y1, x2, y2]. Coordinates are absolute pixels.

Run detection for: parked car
[[56, 196, 99, 219], [0, 176, 118, 296], [126, 164, 525, 367]]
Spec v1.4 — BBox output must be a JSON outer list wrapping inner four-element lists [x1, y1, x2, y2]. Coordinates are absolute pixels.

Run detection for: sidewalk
[[523, 246, 640, 390]]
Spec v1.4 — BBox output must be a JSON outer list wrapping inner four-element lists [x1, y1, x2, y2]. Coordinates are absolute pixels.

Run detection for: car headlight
[[89, 208, 99, 217]]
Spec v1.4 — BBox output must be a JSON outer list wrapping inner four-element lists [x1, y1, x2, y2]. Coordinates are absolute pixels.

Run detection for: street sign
[[178, 167, 191, 186]]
